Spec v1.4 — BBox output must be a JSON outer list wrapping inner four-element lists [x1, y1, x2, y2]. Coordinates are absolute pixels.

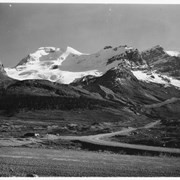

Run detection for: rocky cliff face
[[0, 62, 16, 94], [141, 45, 167, 64], [0, 61, 6, 74], [140, 45, 180, 79]]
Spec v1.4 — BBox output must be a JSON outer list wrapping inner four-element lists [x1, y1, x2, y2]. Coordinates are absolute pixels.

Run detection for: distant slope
[[72, 66, 180, 105]]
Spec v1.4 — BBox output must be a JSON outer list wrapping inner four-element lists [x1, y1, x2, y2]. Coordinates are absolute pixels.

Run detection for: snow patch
[[5, 60, 102, 84], [61, 45, 130, 72], [165, 51, 180, 57], [30, 49, 49, 61], [132, 70, 180, 88]]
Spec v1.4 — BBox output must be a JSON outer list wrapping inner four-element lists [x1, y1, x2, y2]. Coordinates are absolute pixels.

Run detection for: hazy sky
[[1, 3, 180, 67]]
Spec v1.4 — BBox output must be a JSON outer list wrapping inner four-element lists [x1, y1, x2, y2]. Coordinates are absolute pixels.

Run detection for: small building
[[23, 132, 39, 138]]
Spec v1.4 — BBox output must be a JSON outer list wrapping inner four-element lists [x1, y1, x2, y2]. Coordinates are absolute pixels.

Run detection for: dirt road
[[0, 120, 180, 155], [59, 120, 180, 154]]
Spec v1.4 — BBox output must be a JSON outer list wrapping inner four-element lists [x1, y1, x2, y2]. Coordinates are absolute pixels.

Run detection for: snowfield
[[132, 70, 180, 88], [5, 46, 131, 84], [165, 51, 180, 57], [5, 63, 102, 84], [3, 45, 180, 88]]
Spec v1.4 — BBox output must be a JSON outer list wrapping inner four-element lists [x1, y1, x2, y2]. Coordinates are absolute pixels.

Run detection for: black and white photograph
[[0, 0, 180, 177]]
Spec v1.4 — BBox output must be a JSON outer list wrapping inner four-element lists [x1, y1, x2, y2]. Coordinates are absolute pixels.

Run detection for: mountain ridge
[[4, 44, 180, 92]]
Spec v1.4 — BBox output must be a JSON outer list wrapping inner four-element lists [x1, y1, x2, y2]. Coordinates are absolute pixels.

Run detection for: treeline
[[0, 94, 118, 115]]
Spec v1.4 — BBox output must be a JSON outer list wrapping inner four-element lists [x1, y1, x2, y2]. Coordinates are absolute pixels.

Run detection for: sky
[[1, 3, 180, 67]]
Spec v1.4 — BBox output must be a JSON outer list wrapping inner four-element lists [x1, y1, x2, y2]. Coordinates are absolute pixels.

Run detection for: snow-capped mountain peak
[[59, 46, 85, 63], [29, 47, 50, 62], [66, 46, 84, 55], [5, 45, 136, 84], [3, 45, 180, 88], [15, 46, 86, 68]]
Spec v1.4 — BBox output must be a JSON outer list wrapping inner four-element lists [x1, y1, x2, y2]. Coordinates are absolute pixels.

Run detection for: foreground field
[[0, 147, 180, 177], [0, 109, 180, 177]]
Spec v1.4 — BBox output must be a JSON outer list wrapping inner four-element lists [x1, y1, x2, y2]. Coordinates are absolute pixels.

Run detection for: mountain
[[16, 46, 84, 67], [0, 76, 117, 115], [5, 46, 92, 84], [141, 45, 180, 77], [132, 45, 180, 88], [4, 45, 180, 89], [1, 62, 180, 121], [0, 61, 8, 79], [0, 58, 117, 114], [2, 44, 180, 110], [4, 45, 146, 84], [72, 65, 180, 106], [0, 61, 15, 86], [0, 45, 180, 126]]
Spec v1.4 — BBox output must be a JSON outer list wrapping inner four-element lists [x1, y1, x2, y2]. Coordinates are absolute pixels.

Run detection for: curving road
[[144, 97, 180, 108], [0, 120, 179, 155], [59, 120, 180, 155]]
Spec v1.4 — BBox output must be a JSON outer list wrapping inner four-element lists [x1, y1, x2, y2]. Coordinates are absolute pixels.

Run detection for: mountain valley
[[0, 44, 180, 162]]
